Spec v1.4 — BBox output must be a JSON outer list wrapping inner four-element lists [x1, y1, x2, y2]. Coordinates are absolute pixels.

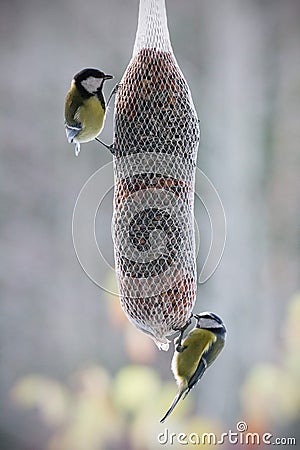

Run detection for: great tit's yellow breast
[[76, 96, 105, 143], [172, 329, 216, 384]]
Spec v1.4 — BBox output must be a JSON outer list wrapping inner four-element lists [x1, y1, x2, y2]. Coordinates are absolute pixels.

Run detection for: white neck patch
[[81, 76, 103, 94]]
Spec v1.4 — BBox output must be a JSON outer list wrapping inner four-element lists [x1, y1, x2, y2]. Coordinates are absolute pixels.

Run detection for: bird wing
[[185, 358, 207, 398], [64, 86, 84, 143], [183, 334, 216, 398]]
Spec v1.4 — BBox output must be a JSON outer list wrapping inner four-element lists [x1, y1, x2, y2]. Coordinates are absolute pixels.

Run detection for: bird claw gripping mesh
[[112, 0, 200, 350]]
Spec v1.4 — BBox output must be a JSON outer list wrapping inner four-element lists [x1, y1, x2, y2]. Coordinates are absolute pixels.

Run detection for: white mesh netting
[[112, 0, 200, 350]]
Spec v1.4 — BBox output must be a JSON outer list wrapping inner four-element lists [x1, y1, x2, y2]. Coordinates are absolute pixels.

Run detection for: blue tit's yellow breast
[[76, 97, 105, 143], [173, 329, 216, 382]]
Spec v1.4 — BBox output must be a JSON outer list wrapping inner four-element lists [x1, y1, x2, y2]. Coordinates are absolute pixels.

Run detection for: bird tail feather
[[160, 389, 185, 423]]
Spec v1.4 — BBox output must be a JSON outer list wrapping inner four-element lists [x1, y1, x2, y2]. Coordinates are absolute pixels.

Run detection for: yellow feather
[[75, 96, 105, 143], [172, 329, 216, 386]]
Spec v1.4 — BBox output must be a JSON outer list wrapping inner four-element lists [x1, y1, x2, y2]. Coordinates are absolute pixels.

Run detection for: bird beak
[[104, 74, 113, 80]]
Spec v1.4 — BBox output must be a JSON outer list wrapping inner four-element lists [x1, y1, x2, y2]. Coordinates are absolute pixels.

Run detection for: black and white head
[[194, 312, 226, 336], [74, 68, 113, 98]]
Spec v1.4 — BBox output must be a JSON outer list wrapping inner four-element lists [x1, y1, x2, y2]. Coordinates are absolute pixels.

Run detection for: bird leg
[[174, 316, 192, 352], [94, 138, 116, 155], [106, 83, 121, 107], [96, 84, 122, 154]]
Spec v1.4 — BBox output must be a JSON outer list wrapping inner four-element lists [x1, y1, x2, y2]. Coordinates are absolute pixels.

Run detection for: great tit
[[64, 68, 113, 156], [160, 312, 226, 423]]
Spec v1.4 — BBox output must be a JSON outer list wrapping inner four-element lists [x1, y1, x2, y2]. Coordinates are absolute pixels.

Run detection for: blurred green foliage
[[11, 364, 220, 449], [10, 294, 300, 449], [240, 293, 300, 435]]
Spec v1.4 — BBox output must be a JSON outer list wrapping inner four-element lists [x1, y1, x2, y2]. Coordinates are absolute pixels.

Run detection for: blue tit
[[160, 312, 226, 423], [64, 68, 113, 156]]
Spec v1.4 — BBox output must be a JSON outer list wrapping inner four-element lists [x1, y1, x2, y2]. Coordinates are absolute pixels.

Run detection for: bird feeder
[[112, 0, 200, 350]]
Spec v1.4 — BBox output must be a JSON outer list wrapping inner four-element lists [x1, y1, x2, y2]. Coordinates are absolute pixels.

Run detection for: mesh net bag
[[112, 0, 200, 350]]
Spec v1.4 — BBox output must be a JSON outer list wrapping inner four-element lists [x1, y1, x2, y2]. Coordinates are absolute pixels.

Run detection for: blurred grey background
[[1, 0, 300, 449]]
